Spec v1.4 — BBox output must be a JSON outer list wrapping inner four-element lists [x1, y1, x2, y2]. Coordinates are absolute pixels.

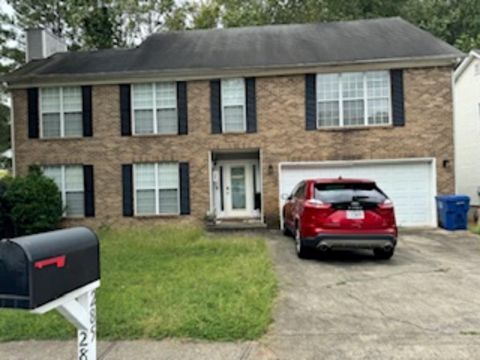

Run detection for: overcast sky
[[0, 0, 13, 15]]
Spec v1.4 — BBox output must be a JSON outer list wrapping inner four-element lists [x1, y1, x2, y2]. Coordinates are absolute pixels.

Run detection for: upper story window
[[316, 71, 391, 128], [221, 78, 246, 132], [42, 165, 85, 217], [134, 162, 179, 215], [132, 82, 177, 135], [40, 87, 82, 138]]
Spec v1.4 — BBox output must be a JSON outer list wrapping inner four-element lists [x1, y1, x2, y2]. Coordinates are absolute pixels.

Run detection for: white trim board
[[6, 56, 461, 89]]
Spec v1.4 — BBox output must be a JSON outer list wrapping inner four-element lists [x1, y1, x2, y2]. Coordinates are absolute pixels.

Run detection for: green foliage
[[0, 104, 9, 153], [0, 227, 277, 341], [75, 4, 124, 49], [188, 0, 480, 52], [0, 166, 63, 237], [0, 178, 10, 238], [191, 1, 221, 29]]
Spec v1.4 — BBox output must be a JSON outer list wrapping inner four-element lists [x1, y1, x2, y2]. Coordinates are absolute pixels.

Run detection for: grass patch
[[460, 331, 480, 336], [469, 224, 480, 235], [0, 169, 8, 179], [0, 227, 277, 341]]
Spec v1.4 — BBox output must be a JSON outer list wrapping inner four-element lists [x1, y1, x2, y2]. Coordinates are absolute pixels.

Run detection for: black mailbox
[[0, 227, 100, 310]]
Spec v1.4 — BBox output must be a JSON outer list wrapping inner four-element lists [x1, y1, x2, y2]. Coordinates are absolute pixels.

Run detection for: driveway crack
[[345, 291, 438, 333]]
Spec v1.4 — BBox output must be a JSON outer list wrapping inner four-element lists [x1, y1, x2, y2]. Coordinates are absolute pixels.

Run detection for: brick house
[[3, 18, 463, 229]]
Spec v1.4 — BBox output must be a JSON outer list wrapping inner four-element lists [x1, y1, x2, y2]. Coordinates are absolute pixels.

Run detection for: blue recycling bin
[[435, 195, 470, 230]]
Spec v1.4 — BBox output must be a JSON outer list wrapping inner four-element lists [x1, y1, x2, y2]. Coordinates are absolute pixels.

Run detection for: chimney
[[26, 28, 67, 62]]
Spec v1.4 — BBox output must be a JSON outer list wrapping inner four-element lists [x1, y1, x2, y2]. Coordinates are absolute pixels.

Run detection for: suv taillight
[[378, 199, 393, 209], [305, 198, 330, 208]]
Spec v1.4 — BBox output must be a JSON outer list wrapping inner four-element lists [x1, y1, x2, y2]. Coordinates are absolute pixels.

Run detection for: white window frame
[[39, 87, 83, 138], [316, 71, 392, 129], [131, 82, 178, 135], [42, 165, 85, 218], [221, 78, 247, 133], [133, 162, 180, 216]]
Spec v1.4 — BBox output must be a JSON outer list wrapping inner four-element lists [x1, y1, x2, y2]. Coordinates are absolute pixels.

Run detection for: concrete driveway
[[2, 229, 480, 359], [255, 228, 480, 359]]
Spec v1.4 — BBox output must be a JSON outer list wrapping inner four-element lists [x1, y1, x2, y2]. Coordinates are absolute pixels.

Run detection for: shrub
[[1, 166, 63, 237], [0, 178, 10, 238]]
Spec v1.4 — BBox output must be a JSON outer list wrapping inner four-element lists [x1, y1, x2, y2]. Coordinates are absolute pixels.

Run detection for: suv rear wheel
[[295, 227, 310, 259], [373, 247, 395, 260]]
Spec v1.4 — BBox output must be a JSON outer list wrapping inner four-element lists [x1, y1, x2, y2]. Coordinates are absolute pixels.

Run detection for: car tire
[[295, 227, 310, 259], [373, 247, 395, 260], [283, 224, 291, 237]]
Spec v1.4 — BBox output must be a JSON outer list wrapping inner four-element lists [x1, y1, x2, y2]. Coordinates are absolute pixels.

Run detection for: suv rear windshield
[[314, 183, 387, 204]]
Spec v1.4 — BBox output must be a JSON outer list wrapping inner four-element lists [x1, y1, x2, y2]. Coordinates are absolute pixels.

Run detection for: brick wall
[[12, 66, 454, 229]]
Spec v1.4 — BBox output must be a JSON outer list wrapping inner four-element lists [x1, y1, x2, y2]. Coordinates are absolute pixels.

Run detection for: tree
[[7, 0, 125, 50], [0, 104, 10, 153], [79, 4, 124, 49], [191, 1, 220, 29], [403, 0, 480, 52], [0, 12, 25, 94], [189, 0, 480, 52], [118, 0, 190, 44]]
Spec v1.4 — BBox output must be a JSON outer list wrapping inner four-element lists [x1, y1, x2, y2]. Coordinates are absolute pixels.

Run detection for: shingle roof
[[4, 17, 463, 84]]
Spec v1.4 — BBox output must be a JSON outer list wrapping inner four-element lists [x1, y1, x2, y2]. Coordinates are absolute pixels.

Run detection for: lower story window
[[134, 163, 179, 215], [42, 165, 85, 217]]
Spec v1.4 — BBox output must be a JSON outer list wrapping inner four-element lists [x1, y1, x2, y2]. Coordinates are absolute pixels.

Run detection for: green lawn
[[469, 223, 480, 235], [0, 227, 277, 341], [0, 169, 8, 179]]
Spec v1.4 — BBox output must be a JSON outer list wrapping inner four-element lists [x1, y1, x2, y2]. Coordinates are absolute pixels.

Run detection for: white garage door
[[279, 159, 436, 227]]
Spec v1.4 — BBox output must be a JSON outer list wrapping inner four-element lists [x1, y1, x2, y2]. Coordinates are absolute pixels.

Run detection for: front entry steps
[[206, 217, 267, 231]]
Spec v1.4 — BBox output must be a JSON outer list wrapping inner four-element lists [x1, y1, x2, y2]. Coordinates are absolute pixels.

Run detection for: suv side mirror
[[281, 193, 291, 200]]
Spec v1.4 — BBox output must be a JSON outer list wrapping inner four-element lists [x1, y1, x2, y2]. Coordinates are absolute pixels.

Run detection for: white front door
[[214, 160, 258, 218]]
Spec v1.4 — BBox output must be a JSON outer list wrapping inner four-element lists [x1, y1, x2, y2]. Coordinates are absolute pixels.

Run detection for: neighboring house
[[3, 17, 463, 229], [454, 49, 480, 213]]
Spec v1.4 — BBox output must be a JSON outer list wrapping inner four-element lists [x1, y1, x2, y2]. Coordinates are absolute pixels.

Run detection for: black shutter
[[391, 69, 405, 127], [122, 164, 134, 217], [177, 81, 188, 135], [83, 165, 95, 217], [82, 86, 93, 137], [179, 162, 190, 215], [210, 80, 222, 134], [120, 84, 132, 136], [27, 88, 39, 138], [305, 74, 317, 130], [246, 77, 257, 133]]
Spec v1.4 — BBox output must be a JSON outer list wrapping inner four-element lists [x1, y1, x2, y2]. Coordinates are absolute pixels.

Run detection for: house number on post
[[78, 290, 97, 360]]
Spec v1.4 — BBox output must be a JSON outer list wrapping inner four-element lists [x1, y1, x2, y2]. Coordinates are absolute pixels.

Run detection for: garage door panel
[[279, 160, 435, 227]]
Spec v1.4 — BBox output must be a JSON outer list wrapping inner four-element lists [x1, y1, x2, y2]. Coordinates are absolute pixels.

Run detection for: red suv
[[283, 178, 397, 259]]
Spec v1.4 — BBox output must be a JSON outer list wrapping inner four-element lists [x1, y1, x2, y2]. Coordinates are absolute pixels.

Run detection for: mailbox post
[[0, 227, 100, 360]]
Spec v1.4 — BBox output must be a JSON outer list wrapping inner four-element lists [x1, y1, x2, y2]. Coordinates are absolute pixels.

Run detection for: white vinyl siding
[[221, 78, 246, 133], [475, 63, 480, 76], [40, 87, 82, 138], [132, 82, 177, 135], [43, 165, 85, 217], [134, 163, 179, 215], [316, 71, 391, 128]]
